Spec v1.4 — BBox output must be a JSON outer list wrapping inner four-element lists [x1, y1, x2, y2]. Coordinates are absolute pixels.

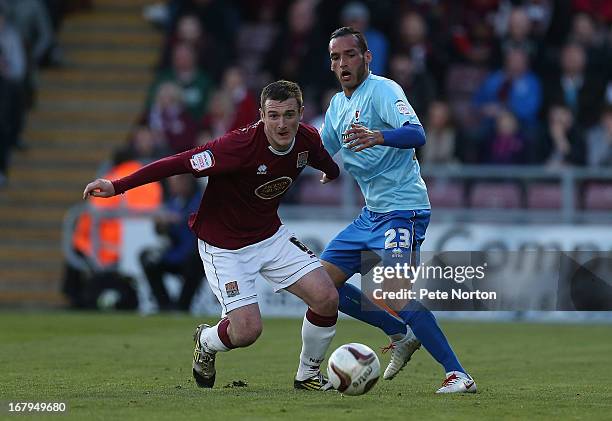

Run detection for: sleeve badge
[[190, 150, 215, 172]]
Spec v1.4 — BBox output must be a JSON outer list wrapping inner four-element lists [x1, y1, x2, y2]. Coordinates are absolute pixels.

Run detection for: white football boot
[[382, 328, 421, 380], [436, 371, 477, 394]]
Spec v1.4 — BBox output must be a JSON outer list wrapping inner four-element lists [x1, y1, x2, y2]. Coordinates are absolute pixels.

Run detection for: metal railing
[[63, 165, 612, 270], [280, 165, 612, 224]]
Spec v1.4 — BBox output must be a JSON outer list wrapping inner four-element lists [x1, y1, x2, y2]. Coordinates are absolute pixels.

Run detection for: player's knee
[[321, 260, 348, 287], [231, 317, 263, 347], [314, 285, 339, 316]]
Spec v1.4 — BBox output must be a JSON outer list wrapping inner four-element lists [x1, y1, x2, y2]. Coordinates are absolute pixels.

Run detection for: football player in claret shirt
[[319, 27, 477, 393], [83, 80, 341, 391]]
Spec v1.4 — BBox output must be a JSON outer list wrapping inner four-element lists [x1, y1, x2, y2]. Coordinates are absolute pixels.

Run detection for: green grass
[[1, 312, 611, 420]]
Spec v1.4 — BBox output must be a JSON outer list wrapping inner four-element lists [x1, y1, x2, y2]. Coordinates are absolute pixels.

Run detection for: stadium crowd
[[133, 0, 612, 208], [135, 0, 612, 168]]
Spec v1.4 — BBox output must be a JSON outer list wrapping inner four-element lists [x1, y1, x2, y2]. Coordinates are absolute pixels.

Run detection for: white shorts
[[198, 225, 322, 316]]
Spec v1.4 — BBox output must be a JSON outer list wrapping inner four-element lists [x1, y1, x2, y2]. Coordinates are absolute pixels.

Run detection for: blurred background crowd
[[2, 0, 612, 190], [142, 0, 612, 169]]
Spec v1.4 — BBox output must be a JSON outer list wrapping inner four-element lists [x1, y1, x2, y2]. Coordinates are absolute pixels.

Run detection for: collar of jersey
[[344, 71, 372, 100], [268, 138, 295, 155]]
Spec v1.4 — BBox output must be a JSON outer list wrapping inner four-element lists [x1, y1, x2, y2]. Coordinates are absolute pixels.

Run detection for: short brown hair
[[260, 80, 303, 110], [330, 26, 368, 54]]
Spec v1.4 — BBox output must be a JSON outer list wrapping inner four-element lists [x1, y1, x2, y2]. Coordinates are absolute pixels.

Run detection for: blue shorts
[[320, 208, 431, 278]]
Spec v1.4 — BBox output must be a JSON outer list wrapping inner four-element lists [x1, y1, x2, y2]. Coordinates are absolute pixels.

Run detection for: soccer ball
[[327, 343, 380, 395]]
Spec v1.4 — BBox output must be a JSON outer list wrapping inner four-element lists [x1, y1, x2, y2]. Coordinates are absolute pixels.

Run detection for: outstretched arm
[[82, 153, 191, 200]]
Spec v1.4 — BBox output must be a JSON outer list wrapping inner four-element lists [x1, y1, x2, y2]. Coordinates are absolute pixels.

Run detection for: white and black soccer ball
[[327, 343, 380, 396]]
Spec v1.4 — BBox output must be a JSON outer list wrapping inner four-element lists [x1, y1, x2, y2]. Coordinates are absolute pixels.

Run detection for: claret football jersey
[[112, 121, 339, 249]]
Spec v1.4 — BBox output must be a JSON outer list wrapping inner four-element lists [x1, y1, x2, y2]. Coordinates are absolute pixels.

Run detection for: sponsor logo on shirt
[[225, 280, 240, 297], [254, 176, 292, 199], [257, 164, 267, 175], [190, 150, 215, 172], [395, 99, 411, 115], [296, 151, 308, 168], [392, 247, 403, 258]]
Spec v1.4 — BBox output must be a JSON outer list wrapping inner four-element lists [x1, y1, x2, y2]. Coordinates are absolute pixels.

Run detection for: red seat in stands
[[470, 182, 521, 208]]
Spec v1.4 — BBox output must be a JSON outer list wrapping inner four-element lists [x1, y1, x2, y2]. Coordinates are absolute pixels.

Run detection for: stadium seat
[[297, 176, 343, 206], [584, 183, 612, 210], [427, 180, 465, 208], [527, 183, 563, 209], [470, 182, 522, 208]]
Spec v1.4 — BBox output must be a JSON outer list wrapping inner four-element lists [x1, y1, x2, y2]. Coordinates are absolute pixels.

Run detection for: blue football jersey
[[320, 72, 430, 212]]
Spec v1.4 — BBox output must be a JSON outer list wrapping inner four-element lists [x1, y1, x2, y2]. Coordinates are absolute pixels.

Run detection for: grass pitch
[[1, 312, 611, 420]]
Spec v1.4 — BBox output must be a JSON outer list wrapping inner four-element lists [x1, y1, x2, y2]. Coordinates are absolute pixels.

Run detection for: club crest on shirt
[[395, 100, 411, 115], [225, 281, 240, 297], [255, 176, 292, 199], [190, 150, 215, 172], [296, 151, 308, 168]]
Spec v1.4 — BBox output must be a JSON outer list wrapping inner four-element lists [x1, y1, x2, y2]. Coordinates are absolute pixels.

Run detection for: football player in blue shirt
[[319, 27, 476, 394]]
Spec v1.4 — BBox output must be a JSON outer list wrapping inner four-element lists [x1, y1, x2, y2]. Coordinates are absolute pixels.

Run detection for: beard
[[337, 58, 368, 89]]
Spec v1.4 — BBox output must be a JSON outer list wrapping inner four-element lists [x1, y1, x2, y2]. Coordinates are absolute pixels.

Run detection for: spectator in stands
[[340, 1, 389, 76], [165, 0, 240, 58], [569, 12, 610, 77], [388, 52, 436, 121], [232, 0, 282, 91], [485, 109, 528, 164], [492, 6, 542, 70], [586, 105, 612, 167], [147, 42, 214, 120], [139, 174, 204, 312], [144, 81, 200, 154], [264, 0, 330, 106], [473, 46, 542, 135], [0, 0, 53, 66], [158, 14, 228, 81], [63, 150, 163, 308], [219, 65, 259, 130], [128, 125, 162, 164], [200, 89, 234, 139], [0, 0, 54, 110], [97, 127, 162, 177], [0, 4, 26, 186], [420, 101, 458, 165], [393, 11, 430, 74], [449, 17, 496, 68], [543, 41, 606, 128], [392, 11, 447, 87], [537, 104, 585, 166]]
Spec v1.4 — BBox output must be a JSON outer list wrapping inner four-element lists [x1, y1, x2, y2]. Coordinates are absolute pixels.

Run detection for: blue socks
[[397, 300, 465, 374], [337, 283, 466, 374], [337, 283, 407, 336]]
